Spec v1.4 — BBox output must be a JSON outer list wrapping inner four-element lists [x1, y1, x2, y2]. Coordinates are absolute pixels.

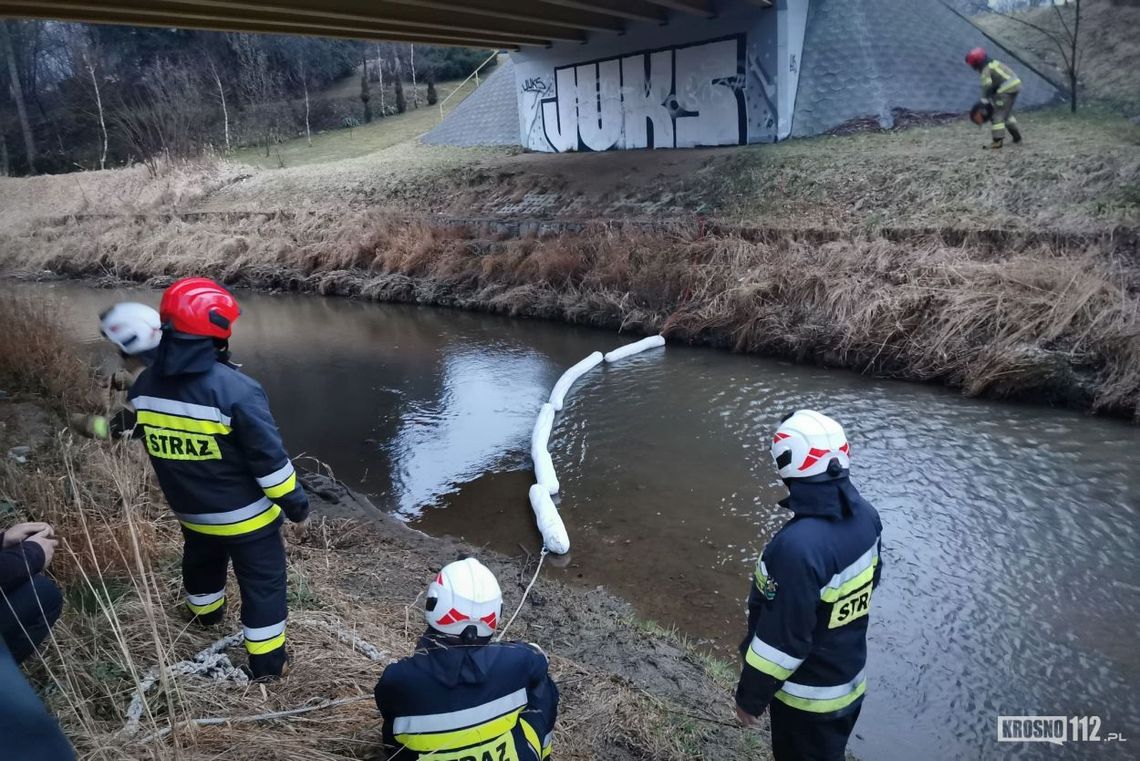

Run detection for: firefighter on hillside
[[966, 47, 1023, 149], [129, 278, 309, 679], [374, 557, 559, 760], [735, 410, 883, 761], [69, 302, 161, 440]]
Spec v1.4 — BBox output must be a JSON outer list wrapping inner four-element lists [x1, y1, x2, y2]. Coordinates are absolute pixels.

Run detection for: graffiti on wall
[[525, 36, 747, 152]]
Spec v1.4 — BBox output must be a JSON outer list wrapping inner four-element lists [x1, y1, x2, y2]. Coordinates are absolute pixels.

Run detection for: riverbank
[[0, 292, 764, 760], [0, 108, 1137, 420], [3, 213, 1138, 419]]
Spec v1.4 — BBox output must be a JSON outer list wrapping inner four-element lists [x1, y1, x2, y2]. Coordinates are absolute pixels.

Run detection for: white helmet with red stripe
[[425, 557, 502, 638], [99, 302, 162, 355], [771, 410, 851, 480]]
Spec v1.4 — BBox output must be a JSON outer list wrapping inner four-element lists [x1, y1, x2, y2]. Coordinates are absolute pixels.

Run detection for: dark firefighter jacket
[[736, 476, 883, 719], [375, 631, 559, 761], [980, 58, 1022, 101], [128, 333, 308, 541]]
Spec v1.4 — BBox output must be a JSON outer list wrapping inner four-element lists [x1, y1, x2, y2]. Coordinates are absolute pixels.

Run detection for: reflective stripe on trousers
[[394, 687, 528, 752], [775, 670, 867, 713], [175, 497, 282, 537], [244, 619, 286, 655], [185, 589, 225, 615]]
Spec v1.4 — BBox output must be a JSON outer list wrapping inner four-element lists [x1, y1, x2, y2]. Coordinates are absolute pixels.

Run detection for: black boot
[[1008, 124, 1022, 144]]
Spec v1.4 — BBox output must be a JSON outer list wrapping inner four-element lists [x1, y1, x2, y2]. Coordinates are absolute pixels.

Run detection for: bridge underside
[[0, 0, 770, 49]]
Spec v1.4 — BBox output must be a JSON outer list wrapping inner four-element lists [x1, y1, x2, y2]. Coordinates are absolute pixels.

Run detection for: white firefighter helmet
[[425, 557, 502, 638], [770, 410, 851, 480], [99, 302, 162, 355]]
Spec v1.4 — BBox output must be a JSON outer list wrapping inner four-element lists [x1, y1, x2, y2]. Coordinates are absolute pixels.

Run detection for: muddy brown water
[[29, 282, 1140, 761]]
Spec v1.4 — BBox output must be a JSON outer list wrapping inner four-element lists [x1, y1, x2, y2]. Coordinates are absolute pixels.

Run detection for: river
[[33, 282, 1139, 760]]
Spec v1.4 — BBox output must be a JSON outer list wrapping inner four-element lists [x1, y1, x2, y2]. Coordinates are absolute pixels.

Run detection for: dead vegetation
[[2, 212, 1137, 419], [0, 292, 762, 760]]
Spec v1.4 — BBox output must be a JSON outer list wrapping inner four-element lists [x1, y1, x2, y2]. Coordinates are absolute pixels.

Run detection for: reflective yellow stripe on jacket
[[775, 671, 867, 713], [256, 461, 298, 500], [393, 688, 527, 753], [174, 498, 282, 537]]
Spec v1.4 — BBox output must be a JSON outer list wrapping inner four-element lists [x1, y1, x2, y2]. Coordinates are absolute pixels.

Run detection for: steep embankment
[[0, 110, 1138, 419], [0, 292, 762, 761]]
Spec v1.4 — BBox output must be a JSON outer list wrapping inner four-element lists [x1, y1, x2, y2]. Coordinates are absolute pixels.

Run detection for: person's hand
[[25, 529, 59, 568], [286, 517, 311, 544], [735, 704, 761, 727], [3, 522, 52, 548]]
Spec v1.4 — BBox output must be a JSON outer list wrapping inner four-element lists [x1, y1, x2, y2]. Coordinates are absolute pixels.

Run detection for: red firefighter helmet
[[965, 47, 987, 69], [159, 277, 241, 339]]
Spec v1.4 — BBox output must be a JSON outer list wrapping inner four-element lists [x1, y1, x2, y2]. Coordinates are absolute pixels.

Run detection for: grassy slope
[[975, 0, 1140, 113], [233, 76, 478, 170]]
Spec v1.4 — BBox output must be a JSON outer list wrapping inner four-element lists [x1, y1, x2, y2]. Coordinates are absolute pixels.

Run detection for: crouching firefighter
[[735, 410, 883, 761], [374, 558, 559, 760], [966, 47, 1023, 149], [69, 302, 161, 440], [129, 278, 310, 679]]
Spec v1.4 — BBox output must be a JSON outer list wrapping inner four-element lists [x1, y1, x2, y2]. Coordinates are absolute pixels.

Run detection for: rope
[[141, 695, 375, 742], [495, 547, 548, 642], [122, 618, 389, 741], [120, 632, 247, 738]]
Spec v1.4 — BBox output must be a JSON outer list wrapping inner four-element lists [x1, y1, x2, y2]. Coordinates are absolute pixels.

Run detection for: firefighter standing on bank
[[735, 410, 883, 761], [966, 47, 1023, 149], [374, 557, 559, 760], [129, 278, 309, 679]]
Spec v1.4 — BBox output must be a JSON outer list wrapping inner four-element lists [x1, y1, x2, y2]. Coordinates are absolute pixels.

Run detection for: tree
[[1, 21, 36, 172], [360, 52, 372, 123], [71, 30, 109, 170], [230, 33, 283, 155], [394, 75, 406, 114], [205, 53, 230, 153], [409, 43, 418, 109], [996, 0, 1083, 112]]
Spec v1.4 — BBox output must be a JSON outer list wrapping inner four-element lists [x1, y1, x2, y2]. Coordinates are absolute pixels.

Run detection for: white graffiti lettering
[[529, 36, 745, 152]]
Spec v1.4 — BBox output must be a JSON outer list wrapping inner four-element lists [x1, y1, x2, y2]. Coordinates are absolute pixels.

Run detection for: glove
[[68, 413, 110, 440]]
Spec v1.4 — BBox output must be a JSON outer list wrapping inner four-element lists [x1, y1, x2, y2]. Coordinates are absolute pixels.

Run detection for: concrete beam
[[0, 3, 533, 47], [644, 0, 714, 17], [383, 0, 626, 34], [538, 0, 668, 24]]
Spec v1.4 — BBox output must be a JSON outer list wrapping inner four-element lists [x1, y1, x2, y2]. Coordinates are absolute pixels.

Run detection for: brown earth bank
[[2, 209, 1138, 420], [0, 292, 766, 760]]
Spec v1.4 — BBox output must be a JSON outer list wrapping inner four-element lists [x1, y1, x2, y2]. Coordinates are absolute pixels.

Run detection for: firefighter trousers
[[182, 529, 289, 678], [770, 699, 862, 761], [991, 92, 1019, 141]]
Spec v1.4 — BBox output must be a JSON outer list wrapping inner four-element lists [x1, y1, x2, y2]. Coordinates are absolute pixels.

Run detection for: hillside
[[975, 0, 1140, 113]]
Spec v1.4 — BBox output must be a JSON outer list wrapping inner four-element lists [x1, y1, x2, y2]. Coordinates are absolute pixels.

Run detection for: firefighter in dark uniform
[[374, 557, 559, 760], [735, 410, 883, 761], [129, 278, 309, 679]]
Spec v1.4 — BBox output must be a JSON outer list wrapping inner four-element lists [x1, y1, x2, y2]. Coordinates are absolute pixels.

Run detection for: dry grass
[[3, 213, 1137, 419], [0, 294, 96, 413], [0, 291, 748, 760]]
